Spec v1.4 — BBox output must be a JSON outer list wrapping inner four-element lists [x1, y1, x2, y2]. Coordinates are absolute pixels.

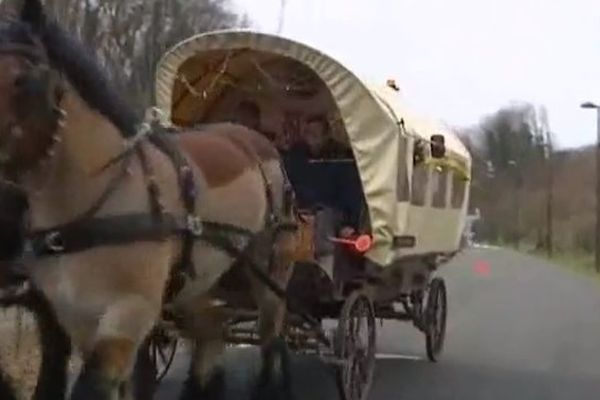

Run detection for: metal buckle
[[186, 215, 203, 236], [44, 231, 65, 253]]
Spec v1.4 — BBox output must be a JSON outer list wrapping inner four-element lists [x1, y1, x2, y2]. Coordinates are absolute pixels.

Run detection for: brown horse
[[0, 1, 299, 400]]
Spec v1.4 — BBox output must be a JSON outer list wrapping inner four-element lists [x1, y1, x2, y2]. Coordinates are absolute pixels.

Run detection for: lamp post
[[277, 0, 287, 34], [508, 159, 521, 249], [544, 138, 554, 257], [581, 101, 600, 272]]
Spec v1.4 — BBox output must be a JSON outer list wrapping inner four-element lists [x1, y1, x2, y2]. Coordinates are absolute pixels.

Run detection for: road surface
[[155, 248, 600, 399]]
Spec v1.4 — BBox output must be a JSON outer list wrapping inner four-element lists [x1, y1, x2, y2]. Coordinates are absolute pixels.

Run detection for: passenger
[[282, 114, 361, 258], [305, 115, 362, 235], [304, 115, 340, 159]]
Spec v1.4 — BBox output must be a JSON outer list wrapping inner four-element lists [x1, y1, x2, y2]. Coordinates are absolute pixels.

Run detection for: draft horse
[[0, 1, 299, 399]]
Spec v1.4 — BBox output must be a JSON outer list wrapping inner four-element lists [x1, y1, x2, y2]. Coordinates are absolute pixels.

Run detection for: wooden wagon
[[148, 29, 472, 400]]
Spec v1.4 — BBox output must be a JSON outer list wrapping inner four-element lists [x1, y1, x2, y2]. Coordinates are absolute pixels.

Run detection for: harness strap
[[79, 154, 134, 221], [147, 130, 199, 279], [27, 213, 255, 258], [28, 213, 184, 257], [135, 144, 164, 216]]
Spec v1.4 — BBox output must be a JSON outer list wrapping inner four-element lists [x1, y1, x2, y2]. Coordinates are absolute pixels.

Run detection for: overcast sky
[[231, 0, 600, 149]]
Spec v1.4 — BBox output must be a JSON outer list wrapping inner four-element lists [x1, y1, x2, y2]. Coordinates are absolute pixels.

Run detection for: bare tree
[[2, 0, 248, 108], [466, 102, 555, 246]]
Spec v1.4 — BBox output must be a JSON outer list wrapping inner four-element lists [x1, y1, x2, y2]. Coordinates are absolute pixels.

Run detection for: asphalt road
[[155, 247, 600, 400]]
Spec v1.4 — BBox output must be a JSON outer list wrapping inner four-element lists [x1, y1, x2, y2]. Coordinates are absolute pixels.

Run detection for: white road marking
[[375, 353, 423, 361], [473, 243, 501, 250]]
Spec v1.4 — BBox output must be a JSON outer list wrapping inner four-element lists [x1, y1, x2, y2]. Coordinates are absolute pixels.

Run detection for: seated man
[[281, 115, 363, 259]]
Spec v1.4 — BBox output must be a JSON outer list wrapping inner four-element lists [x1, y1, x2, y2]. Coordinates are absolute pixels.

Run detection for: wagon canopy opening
[[155, 32, 370, 242]]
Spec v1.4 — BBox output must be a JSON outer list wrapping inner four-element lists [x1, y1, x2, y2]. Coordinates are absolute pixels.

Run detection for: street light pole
[[277, 0, 287, 34], [581, 101, 600, 273], [508, 159, 520, 249], [546, 140, 554, 257]]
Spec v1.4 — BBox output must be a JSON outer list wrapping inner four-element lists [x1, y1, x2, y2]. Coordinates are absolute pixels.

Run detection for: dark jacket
[[281, 143, 363, 228]]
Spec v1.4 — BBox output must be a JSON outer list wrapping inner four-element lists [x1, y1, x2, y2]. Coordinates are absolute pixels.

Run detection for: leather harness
[[0, 38, 330, 339], [24, 119, 297, 305]]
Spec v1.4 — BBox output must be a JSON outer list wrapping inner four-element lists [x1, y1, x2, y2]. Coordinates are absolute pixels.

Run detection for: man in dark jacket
[[281, 115, 363, 252]]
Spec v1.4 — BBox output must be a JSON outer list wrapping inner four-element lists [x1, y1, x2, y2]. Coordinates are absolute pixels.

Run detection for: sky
[[231, 0, 600, 149]]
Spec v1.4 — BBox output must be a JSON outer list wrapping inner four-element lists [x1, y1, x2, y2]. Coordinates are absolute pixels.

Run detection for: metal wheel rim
[[149, 330, 178, 382], [426, 278, 447, 361], [335, 291, 376, 400]]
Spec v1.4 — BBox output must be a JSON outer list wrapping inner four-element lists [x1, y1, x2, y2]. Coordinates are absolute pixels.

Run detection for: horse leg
[[118, 359, 153, 400], [129, 336, 158, 400], [178, 305, 228, 400], [69, 299, 158, 400], [179, 337, 226, 400], [69, 336, 137, 400], [252, 288, 293, 400], [250, 240, 296, 400]]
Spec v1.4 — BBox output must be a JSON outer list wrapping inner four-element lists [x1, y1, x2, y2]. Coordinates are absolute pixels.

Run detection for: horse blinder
[[0, 62, 66, 174]]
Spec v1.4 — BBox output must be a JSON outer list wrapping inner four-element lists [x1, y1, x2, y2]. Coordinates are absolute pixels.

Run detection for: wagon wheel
[[425, 277, 447, 362], [148, 327, 178, 382], [334, 291, 376, 400]]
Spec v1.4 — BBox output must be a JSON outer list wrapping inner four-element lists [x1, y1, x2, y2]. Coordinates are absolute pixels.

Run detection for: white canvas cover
[[154, 29, 471, 266]]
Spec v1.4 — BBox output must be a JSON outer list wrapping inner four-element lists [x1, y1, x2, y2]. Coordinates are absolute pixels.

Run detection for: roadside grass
[[528, 248, 600, 282], [484, 240, 600, 282]]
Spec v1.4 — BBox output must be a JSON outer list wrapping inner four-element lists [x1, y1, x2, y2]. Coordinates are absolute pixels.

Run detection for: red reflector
[[354, 235, 372, 253], [329, 235, 373, 254]]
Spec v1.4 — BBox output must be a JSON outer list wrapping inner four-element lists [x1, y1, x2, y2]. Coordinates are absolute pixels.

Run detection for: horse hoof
[[253, 338, 294, 400], [69, 371, 119, 400], [179, 367, 226, 400]]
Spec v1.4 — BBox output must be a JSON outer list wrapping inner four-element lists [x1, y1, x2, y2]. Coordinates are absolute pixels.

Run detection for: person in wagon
[[282, 114, 362, 260]]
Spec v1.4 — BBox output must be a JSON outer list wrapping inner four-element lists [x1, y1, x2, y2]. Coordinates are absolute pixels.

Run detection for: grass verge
[[484, 240, 600, 282], [528, 248, 600, 282]]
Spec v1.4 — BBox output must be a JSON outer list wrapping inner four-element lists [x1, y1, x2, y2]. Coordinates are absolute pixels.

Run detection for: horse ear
[[20, 0, 47, 32]]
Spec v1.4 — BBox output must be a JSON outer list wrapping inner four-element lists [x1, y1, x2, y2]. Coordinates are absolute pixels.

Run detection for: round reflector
[[354, 235, 372, 253]]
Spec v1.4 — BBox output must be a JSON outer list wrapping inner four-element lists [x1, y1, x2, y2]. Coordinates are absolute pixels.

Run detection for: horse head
[[0, 0, 64, 178], [0, 0, 65, 178]]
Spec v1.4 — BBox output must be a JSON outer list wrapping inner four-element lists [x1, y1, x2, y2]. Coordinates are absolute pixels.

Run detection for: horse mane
[[25, 18, 141, 138]]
